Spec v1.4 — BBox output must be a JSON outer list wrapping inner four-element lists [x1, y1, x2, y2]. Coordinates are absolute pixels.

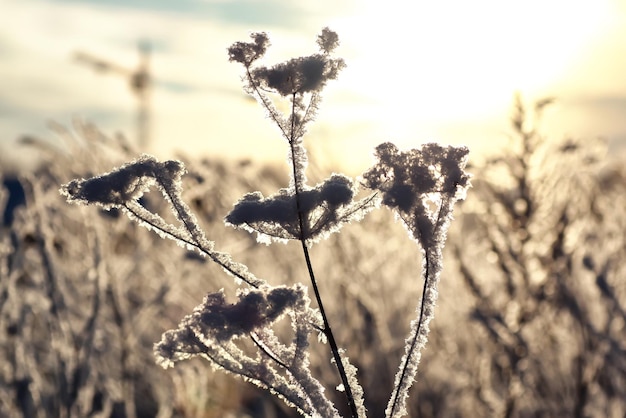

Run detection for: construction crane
[[74, 41, 152, 149]]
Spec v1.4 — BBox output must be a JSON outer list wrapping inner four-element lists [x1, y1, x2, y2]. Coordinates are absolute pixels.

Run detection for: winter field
[[1, 28, 625, 418], [2, 99, 625, 418]]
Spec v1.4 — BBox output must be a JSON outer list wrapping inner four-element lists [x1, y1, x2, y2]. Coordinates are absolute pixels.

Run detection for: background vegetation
[[1, 95, 625, 417]]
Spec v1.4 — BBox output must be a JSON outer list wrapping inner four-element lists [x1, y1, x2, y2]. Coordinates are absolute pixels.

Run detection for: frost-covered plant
[[449, 95, 626, 417], [60, 29, 470, 417]]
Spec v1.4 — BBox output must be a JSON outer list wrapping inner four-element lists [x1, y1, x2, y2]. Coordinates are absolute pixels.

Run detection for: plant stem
[[287, 93, 359, 418], [388, 248, 431, 417], [299, 240, 359, 418]]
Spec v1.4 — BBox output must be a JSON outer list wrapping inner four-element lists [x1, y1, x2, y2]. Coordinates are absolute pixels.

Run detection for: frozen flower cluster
[[61, 155, 184, 208], [226, 173, 377, 244], [363, 142, 470, 248], [229, 27, 344, 97]]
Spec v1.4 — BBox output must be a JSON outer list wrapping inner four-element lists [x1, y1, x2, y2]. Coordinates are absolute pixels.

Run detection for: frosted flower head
[[155, 285, 307, 366], [362, 142, 470, 246], [363, 142, 470, 210], [226, 173, 376, 244], [252, 53, 345, 96], [194, 287, 301, 341], [60, 155, 185, 208], [228, 32, 270, 65], [317, 27, 340, 53], [230, 28, 345, 97]]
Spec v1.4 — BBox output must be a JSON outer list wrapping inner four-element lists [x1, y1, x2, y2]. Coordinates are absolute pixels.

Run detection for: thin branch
[[245, 66, 290, 140], [388, 200, 446, 418], [286, 93, 359, 418], [388, 243, 431, 417], [122, 203, 262, 288], [250, 332, 291, 371]]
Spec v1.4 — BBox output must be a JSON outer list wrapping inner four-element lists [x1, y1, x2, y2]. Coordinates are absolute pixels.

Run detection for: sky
[[1, 0, 626, 174]]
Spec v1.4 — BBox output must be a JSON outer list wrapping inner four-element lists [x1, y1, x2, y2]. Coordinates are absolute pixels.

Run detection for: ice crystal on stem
[[363, 142, 470, 417]]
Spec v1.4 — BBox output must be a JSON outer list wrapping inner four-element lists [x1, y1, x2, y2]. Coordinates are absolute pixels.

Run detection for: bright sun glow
[[1, 1, 622, 174], [324, 0, 616, 152]]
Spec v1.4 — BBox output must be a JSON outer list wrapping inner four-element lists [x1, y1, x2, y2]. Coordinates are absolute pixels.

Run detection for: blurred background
[[1, 0, 626, 174], [1, 1, 626, 418]]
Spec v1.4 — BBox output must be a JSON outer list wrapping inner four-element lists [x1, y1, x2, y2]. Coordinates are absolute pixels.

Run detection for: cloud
[[0, 0, 367, 169]]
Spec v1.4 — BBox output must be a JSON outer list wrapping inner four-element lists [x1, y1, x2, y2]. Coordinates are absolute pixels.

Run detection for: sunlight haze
[[0, 0, 624, 174]]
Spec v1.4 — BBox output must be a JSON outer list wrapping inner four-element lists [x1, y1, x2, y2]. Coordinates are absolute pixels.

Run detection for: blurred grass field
[[1, 104, 625, 417]]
